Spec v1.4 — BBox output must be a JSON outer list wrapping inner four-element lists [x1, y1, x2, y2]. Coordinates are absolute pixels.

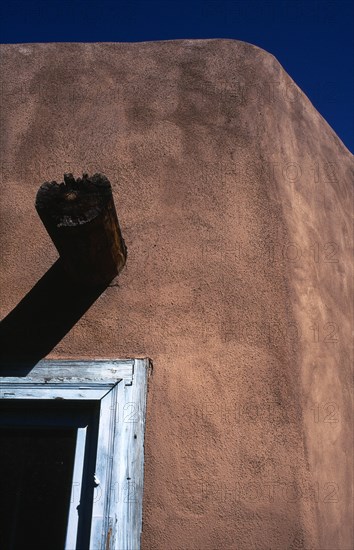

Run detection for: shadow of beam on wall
[[0, 259, 106, 376]]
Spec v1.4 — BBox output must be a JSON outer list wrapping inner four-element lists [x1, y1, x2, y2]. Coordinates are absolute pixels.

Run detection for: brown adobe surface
[[0, 39, 353, 549]]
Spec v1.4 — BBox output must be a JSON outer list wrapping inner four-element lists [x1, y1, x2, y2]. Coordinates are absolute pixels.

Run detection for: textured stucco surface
[[0, 40, 353, 549]]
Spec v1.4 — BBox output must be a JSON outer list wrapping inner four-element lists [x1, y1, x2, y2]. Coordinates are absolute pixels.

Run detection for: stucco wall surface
[[0, 40, 353, 549]]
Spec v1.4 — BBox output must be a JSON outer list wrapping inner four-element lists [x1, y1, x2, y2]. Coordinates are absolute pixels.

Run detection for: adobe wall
[[0, 40, 353, 549]]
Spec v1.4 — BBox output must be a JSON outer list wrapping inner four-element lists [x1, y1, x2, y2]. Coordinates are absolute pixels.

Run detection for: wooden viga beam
[[35, 173, 127, 286]]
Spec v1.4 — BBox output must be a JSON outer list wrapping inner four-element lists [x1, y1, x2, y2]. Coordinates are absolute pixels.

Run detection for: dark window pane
[[0, 427, 77, 550]]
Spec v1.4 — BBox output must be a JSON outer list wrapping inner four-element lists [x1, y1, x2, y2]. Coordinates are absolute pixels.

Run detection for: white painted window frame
[[0, 358, 150, 550]]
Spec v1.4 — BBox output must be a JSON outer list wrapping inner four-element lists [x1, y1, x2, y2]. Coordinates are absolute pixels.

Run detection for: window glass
[[0, 427, 76, 550], [0, 400, 100, 550]]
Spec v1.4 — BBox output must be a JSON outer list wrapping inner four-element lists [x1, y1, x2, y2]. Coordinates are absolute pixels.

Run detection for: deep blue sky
[[1, 0, 353, 152]]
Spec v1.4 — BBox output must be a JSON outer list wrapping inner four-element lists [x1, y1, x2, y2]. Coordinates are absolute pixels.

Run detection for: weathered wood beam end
[[35, 173, 127, 286]]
